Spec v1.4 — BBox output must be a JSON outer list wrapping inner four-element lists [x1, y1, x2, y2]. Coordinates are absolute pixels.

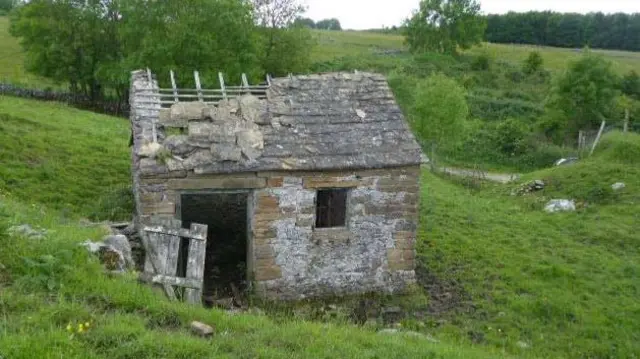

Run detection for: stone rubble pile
[[138, 95, 266, 170]]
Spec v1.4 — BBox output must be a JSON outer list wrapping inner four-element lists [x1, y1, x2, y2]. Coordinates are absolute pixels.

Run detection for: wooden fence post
[[590, 120, 606, 156], [624, 108, 629, 133]]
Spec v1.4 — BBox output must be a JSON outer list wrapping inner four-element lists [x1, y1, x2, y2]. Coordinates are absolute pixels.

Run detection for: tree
[[546, 53, 620, 138], [316, 18, 342, 30], [0, 0, 18, 13], [10, 0, 261, 102], [252, 0, 305, 28], [410, 73, 468, 147], [293, 17, 316, 28], [10, 0, 122, 101], [523, 51, 544, 75], [251, 0, 313, 76], [621, 71, 640, 100], [403, 0, 486, 55]]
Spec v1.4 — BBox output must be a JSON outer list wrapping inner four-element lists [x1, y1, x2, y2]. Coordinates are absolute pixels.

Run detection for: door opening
[[179, 192, 248, 305]]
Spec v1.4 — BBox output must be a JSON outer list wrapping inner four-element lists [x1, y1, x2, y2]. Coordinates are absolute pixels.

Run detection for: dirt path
[[439, 167, 521, 184]]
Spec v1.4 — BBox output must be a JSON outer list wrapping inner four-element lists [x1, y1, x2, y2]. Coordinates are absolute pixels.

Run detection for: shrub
[[523, 51, 544, 75], [621, 70, 640, 100], [494, 118, 530, 156], [471, 53, 491, 71], [410, 73, 469, 148]]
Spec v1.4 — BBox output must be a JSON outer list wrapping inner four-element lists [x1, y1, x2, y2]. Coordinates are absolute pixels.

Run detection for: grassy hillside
[[2, 97, 640, 358], [0, 98, 508, 359], [0, 96, 132, 220], [420, 134, 640, 357]]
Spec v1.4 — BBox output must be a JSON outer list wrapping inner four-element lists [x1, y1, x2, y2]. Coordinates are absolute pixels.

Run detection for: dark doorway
[[179, 192, 248, 305]]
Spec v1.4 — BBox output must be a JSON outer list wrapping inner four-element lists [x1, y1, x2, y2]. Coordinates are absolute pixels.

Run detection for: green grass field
[[0, 96, 508, 359], [2, 96, 640, 358], [311, 29, 640, 74]]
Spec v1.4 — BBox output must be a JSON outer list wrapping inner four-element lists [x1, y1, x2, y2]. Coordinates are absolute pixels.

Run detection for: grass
[[1, 96, 640, 357], [0, 96, 132, 220], [0, 16, 58, 88], [420, 132, 640, 358], [468, 42, 640, 74]]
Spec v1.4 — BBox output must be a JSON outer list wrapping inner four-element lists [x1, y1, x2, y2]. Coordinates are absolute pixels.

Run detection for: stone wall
[[133, 165, 420, 299], [251, 166, 420, 299]]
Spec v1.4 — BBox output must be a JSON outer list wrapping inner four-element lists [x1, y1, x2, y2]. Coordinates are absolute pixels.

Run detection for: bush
[[468, 94, 544, 121], [471, 53, 491, 71], [523, 51, 544, 75], [494, 118, 529, 156], [621, 70, 640, 100], [410, 73, 469, 147]]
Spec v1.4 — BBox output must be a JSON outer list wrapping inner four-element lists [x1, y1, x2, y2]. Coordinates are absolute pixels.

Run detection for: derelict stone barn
[[129, 69, 424, 300]]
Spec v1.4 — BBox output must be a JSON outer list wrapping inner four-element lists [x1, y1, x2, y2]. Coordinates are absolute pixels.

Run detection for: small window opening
[[315, 189, 348, 228]]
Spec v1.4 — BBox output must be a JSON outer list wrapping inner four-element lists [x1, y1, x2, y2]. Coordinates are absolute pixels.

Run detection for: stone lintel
[[168, 177, 267, 190]]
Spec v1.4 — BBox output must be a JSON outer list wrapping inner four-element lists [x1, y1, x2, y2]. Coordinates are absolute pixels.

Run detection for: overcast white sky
[[303, 0, 640, 30]]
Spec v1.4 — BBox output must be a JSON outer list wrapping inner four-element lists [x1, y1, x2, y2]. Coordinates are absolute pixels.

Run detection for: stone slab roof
[[132, 72, 424, 175]]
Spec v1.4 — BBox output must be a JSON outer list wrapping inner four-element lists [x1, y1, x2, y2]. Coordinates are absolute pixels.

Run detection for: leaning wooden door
[[141, 218, 208, 304]]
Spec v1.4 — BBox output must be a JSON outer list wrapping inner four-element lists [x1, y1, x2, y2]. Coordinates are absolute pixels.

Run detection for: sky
[[303, 0, 640, 30]]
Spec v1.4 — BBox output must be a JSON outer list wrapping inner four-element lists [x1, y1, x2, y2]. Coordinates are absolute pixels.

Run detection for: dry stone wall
[[251, 166, 420, 299]]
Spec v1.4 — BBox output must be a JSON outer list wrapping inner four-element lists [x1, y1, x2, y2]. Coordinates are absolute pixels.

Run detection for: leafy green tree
[[523, 51, 544, 75], [252, 0, 313, 76], [411, 73, 468, 147], [404, 0, 486, 55], [546, 53, 620, 138], [293, 17, 316, 28], [10, 0, 262, 101], [10, 0, 121, 101], [316, 18, 342, 30], [621, 71, 640, 100], [0, 0, 18, 13]]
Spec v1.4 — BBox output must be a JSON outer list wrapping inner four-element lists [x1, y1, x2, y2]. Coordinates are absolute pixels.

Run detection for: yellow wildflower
[[78, 323, 84, 333], [66, 323, 73, 332], [85, 322, 91, 328]]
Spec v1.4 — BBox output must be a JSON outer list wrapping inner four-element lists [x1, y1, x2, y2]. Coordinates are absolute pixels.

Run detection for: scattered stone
[[236, 129, 264, 160], [137, 142, 162, 158], [211, 143, 243, 162], [164, 135, 194, 156], [103, 234, 134, 269], [81, 240, 127, 272], [190, 321, 215, 337], [544, 199, 576, 213], [170, 102, 208, 122], [555, 157, 579, 166], [356, 109, 366, 119], [238, 95, 263, 123], [8, 224, 47, 240], [516, 341, 530, 349], [511, 180, 545, 196], [612, 182, 626, 191]]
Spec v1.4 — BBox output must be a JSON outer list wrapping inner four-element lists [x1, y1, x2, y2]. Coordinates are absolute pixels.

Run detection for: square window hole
[[315, 189, 348, 228]]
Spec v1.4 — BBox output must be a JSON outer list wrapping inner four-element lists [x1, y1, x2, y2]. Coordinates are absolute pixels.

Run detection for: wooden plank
[[241, 73, 249, 94], [143, 226, 207, 241], [151, 275, 202, 289], [218, 72, 227, 100], [170, 70, 179, 103], [141, 228, 177, 301], [184, 223, 208, 304], [590, 120, 606, 156], [165, 218, 182, 279], [194, 71, 203, 102]]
